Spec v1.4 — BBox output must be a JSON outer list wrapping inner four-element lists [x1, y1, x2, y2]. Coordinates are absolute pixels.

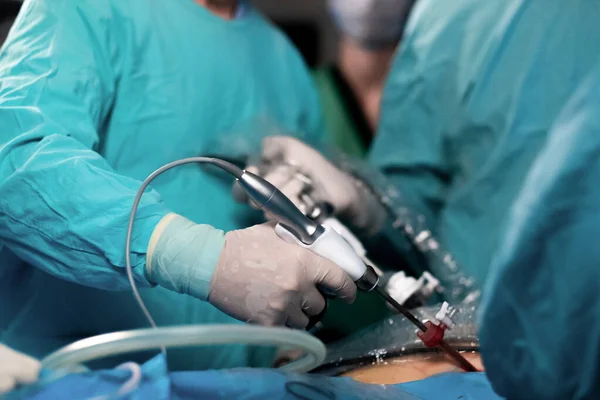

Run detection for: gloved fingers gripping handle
[[302, 286, 328, 331], [286, 306, 311, 330], [275, 224, 367, 282], [207, 223, 350, 330], [274, 223, 362, 325]]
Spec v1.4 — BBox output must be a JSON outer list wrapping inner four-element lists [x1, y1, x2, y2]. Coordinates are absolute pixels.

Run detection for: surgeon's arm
[[0, 0, 170, 290], [480, 71, 600, 400]]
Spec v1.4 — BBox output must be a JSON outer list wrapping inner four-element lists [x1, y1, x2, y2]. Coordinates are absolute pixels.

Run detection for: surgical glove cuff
[[146, 213, 226, 301]]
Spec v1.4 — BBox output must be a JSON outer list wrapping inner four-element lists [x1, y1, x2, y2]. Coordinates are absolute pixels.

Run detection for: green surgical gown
[[370, 0, 600, 286], [0, 0, 324, 369]]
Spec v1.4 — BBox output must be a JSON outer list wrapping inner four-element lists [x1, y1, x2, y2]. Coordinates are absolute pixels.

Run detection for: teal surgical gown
[[370, 0, 600, 285], [0, 0, 324, 369], [480, 66, 600, 400]]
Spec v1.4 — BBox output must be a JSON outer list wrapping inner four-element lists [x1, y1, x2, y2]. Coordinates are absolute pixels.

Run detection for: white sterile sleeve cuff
[[146, 213, 226, 301]]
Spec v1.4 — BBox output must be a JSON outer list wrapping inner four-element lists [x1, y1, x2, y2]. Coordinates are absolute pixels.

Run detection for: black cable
[[374, 285, 478, 372], [374, 285, 427, 331], [209, 157, 244, 178]]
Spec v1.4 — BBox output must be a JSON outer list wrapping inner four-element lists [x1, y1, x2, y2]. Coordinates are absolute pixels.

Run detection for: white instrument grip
[[275, 223, 367, 281], [321, 217, 366, 258]]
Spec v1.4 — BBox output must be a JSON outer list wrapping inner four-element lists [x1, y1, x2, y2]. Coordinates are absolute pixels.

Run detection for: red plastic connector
[[417, 321, 447, 348]]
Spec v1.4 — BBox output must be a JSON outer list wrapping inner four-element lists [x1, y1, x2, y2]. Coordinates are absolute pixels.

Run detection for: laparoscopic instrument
[[246, 166, 442, 309], [135, 157, 477, 372], [237, 167, 476, 372], [41, 157, 477, 374]]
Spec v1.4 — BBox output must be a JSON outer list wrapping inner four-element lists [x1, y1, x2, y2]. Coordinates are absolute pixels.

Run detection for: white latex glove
[[0, 344, 40, 395], [240, 136, 386, 236], [208, 223, 357, 328]]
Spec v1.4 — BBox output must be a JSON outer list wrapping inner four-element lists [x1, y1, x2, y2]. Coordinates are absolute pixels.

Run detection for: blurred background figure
[[253, 0, 415, 157], [0, 0, 21, 44], [321, 0, 415, 155]]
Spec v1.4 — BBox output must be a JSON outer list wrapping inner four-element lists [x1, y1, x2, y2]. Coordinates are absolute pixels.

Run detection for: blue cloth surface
[[13, 355, 502, 400], [0, 0, 322, 369]]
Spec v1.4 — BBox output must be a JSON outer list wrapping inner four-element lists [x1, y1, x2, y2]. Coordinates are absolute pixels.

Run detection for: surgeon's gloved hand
[[0, 344, 40, 395], [237, 136, 386, 236], [146, 214, 356, 329], [208, 222, 357, 328]]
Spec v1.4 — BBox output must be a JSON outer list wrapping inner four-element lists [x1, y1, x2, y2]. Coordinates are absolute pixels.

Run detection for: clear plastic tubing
[[41, 325, 326, 375], [40, 157, 327, 382]]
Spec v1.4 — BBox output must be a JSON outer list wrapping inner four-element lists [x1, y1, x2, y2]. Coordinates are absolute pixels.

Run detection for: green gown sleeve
[[0, 0, 170, 290], [480, 68, 600, 400]]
